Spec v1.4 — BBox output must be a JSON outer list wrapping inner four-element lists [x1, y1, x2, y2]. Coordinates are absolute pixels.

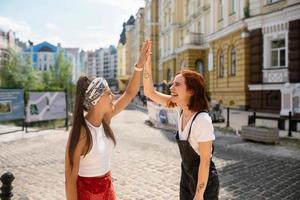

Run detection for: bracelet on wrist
[[134, 63, 143, 71]]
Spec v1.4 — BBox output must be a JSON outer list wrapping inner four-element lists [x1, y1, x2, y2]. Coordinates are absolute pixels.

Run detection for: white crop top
[[78, 119, 115, 177]]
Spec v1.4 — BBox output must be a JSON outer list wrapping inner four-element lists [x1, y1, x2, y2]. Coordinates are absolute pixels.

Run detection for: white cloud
[[45, 22, 59, 31], [68, 26, 118, 50], [0, 16, 65, 46], [0, 16, 31, 35]]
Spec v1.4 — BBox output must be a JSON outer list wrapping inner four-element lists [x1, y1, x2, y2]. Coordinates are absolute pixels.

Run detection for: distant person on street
[[143, 40, 219, 200], [65, 41, 151, 200]]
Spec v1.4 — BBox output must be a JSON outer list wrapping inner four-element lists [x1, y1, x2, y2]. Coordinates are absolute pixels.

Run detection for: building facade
[[85, 46, 118, 90], [64, 48, 82, 83], [117, 23, 128, 91], [23, 41, 59, 71], [206, 0, 250, 109], [86, 51, 96, 77], [246, 1, 300, 117], [0, 29, 26, 69], [144, 0, 160, 83]]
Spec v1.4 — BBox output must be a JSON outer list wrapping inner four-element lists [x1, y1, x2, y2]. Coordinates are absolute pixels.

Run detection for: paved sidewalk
[[0, 105, 299, 199]]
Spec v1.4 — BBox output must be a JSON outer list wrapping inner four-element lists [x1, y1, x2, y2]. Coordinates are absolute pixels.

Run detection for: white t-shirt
[[178, 111, 215, 155]]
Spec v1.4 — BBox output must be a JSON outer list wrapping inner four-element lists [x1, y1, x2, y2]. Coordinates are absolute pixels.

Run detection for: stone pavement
[[0, 104, 299, 200]]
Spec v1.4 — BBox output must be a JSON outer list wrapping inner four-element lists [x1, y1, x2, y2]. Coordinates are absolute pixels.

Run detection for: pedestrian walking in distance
[[65, 41, 151, 200], [143, 40, 219, 200]]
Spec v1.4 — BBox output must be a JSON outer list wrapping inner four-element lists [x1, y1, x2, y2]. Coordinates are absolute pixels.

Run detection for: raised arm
[[111, 41, 150, 117], [143, 41, 171, 106]]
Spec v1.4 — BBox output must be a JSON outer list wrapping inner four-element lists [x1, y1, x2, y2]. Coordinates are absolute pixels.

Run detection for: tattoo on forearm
[[144, 72, 151, 79], [197, 182, 205, 192]]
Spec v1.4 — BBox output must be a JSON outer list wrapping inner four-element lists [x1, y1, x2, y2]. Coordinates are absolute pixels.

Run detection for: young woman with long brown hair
[[143, 41, 219, 200], [65, 42, 151, 200]]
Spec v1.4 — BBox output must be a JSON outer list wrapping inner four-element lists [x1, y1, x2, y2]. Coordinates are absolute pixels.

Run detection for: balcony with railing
[[183, 32, 204, 45], [262, 68, 289, 83]]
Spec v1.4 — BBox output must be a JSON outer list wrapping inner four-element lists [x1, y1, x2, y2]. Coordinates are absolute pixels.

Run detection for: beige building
[[144, 0, 160, 84], [117, 23, 128, 91], [158, 0, 211, 93], [131, 8, 145, 73], [117, 9, 145, 91], [159, 0, 177, 83], [126, 8, 145, 77], [175, 0, 211, 88], [0, 29, 26, 69]]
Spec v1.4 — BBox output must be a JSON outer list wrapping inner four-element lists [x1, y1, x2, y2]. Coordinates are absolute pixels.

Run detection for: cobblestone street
[[0, 105, 299, 200]]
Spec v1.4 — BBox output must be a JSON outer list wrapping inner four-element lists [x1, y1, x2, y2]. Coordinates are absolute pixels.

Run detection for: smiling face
[[169, 74, 194, 107]]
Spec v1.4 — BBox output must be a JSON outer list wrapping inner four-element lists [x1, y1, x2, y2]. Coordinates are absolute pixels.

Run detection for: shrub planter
[[241, 125, 279, 144]]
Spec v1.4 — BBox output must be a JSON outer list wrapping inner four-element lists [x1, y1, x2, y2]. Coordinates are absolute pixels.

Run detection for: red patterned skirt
[[77, 172, 116, 200]]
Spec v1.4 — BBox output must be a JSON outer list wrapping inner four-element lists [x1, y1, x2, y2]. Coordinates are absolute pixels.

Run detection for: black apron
[[175, 111, 219, 200]]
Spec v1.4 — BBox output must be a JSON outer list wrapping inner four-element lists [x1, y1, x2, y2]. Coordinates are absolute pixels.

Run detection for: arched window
[[230, 48, 236, 76], [219, 51, 224, 78], [196, 60, 204, 74]]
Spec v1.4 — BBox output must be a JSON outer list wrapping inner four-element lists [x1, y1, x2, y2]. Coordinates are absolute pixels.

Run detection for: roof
[[24, 41, 58, 53]]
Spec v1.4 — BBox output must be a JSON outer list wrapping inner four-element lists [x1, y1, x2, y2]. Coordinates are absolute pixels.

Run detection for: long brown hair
[[68, 76, 116, 170], [167, 69, 209, 112]]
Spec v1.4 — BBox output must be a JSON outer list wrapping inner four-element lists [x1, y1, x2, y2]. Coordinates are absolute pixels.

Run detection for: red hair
[[167, 69, 209, 112]]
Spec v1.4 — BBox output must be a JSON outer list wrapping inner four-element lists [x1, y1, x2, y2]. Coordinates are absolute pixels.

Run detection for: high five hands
[[135, 40, 152, 70]]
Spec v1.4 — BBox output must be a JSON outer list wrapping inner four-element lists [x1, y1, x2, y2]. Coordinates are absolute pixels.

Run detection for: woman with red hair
[[143, 41, 219, 200]]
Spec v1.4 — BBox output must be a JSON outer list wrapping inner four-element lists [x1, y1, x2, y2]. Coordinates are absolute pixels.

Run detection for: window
[[186, 0, 190, 17], [230, 48, 236, 76], [196, 60, 204, 74], [266, 0, 280, 4], [218, 0, 223, 20], [229, 0, 236, 14], [219, 51, 224, 78], [44, 54, 47, 61], [271, 39, 286, 67]]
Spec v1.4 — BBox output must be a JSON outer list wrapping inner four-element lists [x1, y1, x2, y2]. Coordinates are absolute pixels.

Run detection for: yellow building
[[117, 23, 128, 92], [131, 8, 145, 72], [144, 0, 160, 83], [175, 0, 211, 88], [207, 0, 250, 109], [125, 16, 136, 77]]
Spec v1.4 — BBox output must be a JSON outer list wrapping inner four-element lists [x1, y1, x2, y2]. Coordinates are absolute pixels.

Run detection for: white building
[[86, 46, 118, 90], [64, 48, 82, 83], [0, 29, 26, 68]]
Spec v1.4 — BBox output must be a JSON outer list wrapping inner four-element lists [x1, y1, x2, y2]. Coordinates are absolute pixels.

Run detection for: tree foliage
[[0, 49, 74, 91]]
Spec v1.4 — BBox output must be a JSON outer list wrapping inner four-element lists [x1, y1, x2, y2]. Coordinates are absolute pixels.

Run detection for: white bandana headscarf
[[83, 77, 109, 110]]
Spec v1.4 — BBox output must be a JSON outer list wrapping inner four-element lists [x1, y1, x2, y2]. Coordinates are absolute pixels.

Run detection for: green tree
[[52, 50, 73, 90], [0, 49, 42, 90]]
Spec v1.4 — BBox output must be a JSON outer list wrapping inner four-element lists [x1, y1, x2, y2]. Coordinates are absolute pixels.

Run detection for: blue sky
[[0, 0, 145, 50]]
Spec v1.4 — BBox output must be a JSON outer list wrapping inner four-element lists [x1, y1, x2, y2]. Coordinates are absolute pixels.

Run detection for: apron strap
[[187, 111, 205, 140], [180, 110, 209, 141]]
